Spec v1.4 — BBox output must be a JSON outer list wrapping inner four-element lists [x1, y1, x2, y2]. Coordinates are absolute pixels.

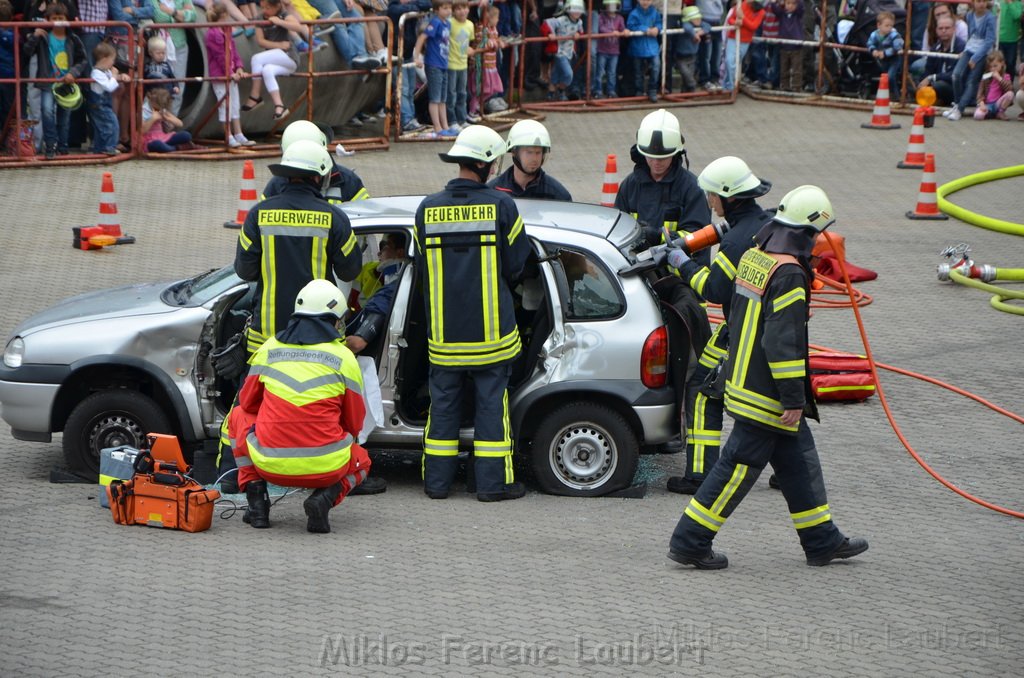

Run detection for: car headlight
[[3, 337, 25, 368]]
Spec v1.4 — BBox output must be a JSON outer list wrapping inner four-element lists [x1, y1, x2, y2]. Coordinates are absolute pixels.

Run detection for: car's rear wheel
[[63, 390, 171, 480], [530, 401, 639, 497]]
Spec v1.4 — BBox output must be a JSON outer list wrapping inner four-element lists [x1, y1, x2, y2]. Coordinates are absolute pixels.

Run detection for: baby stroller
[[835, 0, 906, 99]]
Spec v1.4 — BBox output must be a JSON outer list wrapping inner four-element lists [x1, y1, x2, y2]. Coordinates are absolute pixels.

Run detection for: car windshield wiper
[[174, 269, 217, 305]]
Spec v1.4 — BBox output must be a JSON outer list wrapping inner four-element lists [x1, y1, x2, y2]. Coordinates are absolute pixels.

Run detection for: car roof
[[341, 196, 640, 248]]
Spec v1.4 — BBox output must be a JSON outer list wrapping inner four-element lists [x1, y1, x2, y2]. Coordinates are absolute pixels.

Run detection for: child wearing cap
[[595, 0, 626, 98], [546, 0, 585, 101], [673, 5, 709, 92]]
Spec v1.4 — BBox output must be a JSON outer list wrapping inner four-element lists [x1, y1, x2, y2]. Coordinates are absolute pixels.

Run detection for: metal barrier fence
[[0, 14, 392, 167]]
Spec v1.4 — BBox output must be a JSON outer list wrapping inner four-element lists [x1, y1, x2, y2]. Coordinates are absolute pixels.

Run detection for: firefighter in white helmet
[[228, 279, 376, 532], [615, 108, 710, 250], [617, 108, 713, 456], [235, 139, 361, 354], [261, 119, 370, 204], [414, 125, 532, 502], [669, 185, 868, 569], [664, 155, 772, 496], [488, 120, 572, 201]]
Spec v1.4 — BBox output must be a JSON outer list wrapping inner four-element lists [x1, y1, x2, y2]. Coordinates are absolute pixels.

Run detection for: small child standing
[[447, 0, 475, 130], [143, 37, 180, 99], [867, 10, 904, 88], [627, 0, 663, 102], [22, 2, 89, 158], [973, 50, 1013, 119], [594, 0, 625, 98], [674, 5, 708, 93], [722, 0, 765, 92], [774, 0, 804, 91], [414, 0, 455, 136], [472, 5, 507, 117], [141, 88, 194, 152], [206, 2, 255, 147], [547, 0, 585, 101], [89, 42, 129, 156]]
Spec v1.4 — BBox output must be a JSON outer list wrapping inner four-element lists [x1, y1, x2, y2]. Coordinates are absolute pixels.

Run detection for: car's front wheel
[[63, 390, 171, 479], [530, 401, 639, 497]]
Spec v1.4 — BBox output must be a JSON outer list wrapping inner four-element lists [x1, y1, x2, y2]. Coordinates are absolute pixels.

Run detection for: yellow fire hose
[[936, 165, 1024, 314]]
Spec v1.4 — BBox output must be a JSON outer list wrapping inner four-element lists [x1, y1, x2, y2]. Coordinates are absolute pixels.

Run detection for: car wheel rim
[[548, 422, 617, 491], [87, 412, 146, 459]]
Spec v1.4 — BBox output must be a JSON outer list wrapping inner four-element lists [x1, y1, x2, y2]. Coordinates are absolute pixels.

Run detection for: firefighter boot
[[806, 537, 869, 566], [477, 481, 527, 502], [667, 549, 729, 570], [304, 482, 343, 533], [244, 480, 271, 528], [666, 475, 705, 495]]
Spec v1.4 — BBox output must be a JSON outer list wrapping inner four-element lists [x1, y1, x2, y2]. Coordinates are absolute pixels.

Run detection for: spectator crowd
[[0, 0, 1022, 157]]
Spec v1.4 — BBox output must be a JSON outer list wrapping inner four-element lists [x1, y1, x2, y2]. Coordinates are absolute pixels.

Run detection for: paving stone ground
[[1, 97, 1022, 677]]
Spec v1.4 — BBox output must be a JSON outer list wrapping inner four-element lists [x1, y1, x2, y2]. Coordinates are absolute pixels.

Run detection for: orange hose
[[819, 231, 1024, 520]]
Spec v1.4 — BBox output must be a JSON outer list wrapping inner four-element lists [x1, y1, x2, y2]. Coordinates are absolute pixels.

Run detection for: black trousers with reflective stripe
[[683, 362, 723, 479], [424, 362, 512, 495], [670, 419, 846, 560]]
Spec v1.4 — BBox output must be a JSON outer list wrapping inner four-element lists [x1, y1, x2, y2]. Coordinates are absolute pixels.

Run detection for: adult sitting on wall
[[917, 15, 964, 106], [305, 0, 381, 69]]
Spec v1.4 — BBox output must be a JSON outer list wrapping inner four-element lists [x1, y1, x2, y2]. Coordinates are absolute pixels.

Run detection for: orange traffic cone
[[861, 73, 901, 130], [896, 108, 927, 169], [600, 154, 618, 207], [224, 160, 258, 229], [906, 153, 948, 220], [97, 172, 122, 237]]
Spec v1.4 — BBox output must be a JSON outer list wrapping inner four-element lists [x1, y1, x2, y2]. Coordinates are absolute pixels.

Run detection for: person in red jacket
[[230, 279, 374, 533], [722, 0, 765, 92]]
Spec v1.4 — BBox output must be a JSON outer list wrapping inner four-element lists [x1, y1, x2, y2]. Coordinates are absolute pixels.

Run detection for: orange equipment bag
[[809, 352, 877, 402], [105, 435, 220, 532]]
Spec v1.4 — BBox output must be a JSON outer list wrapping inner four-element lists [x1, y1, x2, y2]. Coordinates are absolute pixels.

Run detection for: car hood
[[11, 280, 178, 337]]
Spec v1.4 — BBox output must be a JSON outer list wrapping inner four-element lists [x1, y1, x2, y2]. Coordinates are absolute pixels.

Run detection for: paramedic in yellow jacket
[[667, 186, 868, 569], [414, 125, 532, 502]]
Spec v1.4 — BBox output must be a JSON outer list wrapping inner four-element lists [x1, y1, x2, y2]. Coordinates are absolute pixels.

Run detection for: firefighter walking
[[665, 156, 773, 495], [415, 125, 532, 501], [668, 186, 868, 568]]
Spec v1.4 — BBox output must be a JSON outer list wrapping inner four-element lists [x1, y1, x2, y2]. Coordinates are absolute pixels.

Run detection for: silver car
[[0, 198, 678, 497]]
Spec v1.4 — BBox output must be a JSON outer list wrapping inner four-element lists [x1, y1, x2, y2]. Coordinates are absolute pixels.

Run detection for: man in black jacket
[[664, 155, 773, 495], [415, 125, 532, 502], [918, 16, 965, 106], [489, 119, 572, 201]]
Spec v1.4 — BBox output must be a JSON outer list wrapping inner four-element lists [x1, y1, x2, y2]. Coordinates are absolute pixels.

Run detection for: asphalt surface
[[1, 97, 1023, 677]]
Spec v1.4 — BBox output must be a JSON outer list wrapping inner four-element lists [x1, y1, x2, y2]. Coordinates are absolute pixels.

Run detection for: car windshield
[[163, 266, 244, 306]]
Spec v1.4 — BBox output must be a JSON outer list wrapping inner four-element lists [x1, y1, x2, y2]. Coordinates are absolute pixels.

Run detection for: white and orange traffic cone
[[906, 153, 948, 220], [72, 172, 135, 249], [224, 160, 258, 229], [861, 73, 901, 130], [600, 154, 618, 207], [896, 108, 927, 169], [97, 171, 123, 237]]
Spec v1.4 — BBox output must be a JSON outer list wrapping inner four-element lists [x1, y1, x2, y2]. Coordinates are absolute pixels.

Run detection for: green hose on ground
[[937, 166, 1024, 314], [948, 269, 1024, 316], [936, 165, 1024, 236]]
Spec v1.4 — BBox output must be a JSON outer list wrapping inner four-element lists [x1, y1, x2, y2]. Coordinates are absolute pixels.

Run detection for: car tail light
[[641, 326, 668, 388]]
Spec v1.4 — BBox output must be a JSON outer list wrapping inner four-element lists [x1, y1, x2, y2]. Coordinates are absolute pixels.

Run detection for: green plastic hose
[[936, 165, 1024, 236]]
